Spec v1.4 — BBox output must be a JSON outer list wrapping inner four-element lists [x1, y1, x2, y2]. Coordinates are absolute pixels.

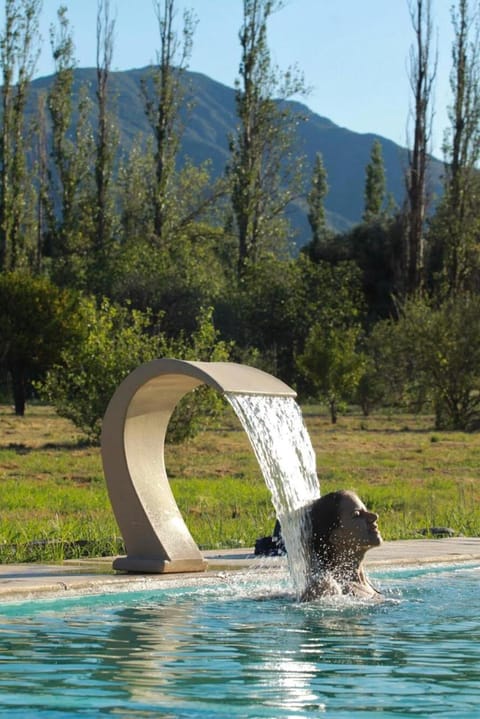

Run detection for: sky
[[30, 0, 455, 158]]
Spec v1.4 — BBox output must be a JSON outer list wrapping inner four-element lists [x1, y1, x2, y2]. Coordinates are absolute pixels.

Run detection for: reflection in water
[[0, 566, 479, 717]]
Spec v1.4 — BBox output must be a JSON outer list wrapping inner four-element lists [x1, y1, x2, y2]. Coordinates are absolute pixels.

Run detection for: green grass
[[0, 403, 479, 562], [304, 410, 480, 537]]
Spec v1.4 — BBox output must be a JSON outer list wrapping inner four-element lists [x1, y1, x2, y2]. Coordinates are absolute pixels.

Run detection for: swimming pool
[[0, 564, 479, 718]]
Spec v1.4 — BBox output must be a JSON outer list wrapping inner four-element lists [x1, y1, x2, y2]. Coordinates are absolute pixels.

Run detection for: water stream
[[226, 393, 320, 595]]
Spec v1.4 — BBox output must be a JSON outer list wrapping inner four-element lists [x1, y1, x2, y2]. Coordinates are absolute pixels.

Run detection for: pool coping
[[0, 537, 479, 603]]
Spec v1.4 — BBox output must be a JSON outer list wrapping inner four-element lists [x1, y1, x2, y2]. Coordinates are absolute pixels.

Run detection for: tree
[[141, 0, 197, 246], [405, 0, 436, 295], [117, 136, 155, 251], [40, 300, 232, 443], [0, 0, 42, 272], [346, 214, 405, 324], [305, 152, 334, 261], [356, 319, 409, 415], [228, 0, 307, 275], [45, 6, 96, 288], [363, 139, 386, 222], [428, 0, 480, 295], [0, 272, 83, 416], [39, 297, 165, 441], [115, 141, 229, 336], [218, 253, 365, 392], [221, 254, 305, 384], [34, 90, 49, 273], [133, 0, 224, 308], [90, 0, 119, 296], [298, 322, 366, 424], [371, 293, 480, 429]]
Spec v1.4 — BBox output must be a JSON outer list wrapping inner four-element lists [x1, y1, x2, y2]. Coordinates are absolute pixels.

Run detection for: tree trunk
[[330, 399, 337, 424], [10, 365, 26, 416]]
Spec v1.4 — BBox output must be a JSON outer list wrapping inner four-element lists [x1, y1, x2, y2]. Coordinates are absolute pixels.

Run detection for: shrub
[[39, 296, 165, 441], [39, 301, 233, 443], [370, 293, 480, 430], [0, 272, 83, 415]]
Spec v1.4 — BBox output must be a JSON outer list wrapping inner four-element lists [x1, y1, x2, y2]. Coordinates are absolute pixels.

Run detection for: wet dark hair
[[305, 490, 353, 570]]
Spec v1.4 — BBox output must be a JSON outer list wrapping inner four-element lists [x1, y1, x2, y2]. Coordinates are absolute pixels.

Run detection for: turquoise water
[[0, 564, 479, 718]]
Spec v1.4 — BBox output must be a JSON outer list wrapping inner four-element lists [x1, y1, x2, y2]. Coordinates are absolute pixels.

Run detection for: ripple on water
[[0, 565, 479, 718]]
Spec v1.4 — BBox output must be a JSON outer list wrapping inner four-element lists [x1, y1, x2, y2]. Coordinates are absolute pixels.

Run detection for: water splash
[[226, 393, 320, 596]]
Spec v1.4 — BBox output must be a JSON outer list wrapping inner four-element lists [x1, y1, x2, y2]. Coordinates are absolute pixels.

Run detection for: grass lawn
[[0, 402, 479, 562]]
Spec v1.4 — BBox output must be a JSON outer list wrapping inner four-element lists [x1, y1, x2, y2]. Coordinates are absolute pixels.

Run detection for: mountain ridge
[[27, 66, 444, 246]]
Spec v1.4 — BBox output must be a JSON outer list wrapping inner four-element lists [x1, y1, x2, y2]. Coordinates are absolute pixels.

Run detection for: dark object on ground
[[254, 520, 286, 556], [418, 527, 456, 537]]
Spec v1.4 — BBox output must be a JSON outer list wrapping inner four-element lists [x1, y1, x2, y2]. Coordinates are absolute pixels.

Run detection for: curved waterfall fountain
[[101, 359, 320, 589]]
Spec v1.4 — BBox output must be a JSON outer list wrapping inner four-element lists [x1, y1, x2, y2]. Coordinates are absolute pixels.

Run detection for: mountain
[[27, 66, 444, 248]]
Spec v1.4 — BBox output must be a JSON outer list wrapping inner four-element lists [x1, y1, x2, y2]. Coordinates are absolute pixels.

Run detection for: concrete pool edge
[[0, 538, 479, 603]]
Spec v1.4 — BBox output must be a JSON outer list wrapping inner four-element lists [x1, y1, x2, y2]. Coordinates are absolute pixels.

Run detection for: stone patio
[[0, 537, 479, 603]]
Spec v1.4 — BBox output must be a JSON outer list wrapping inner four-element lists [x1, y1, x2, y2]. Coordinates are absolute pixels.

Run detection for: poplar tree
[[405, 0, 436, 295], [141, 0, 196, 246], [45, 5, 75, 273], [363, 140, 386, 222], [430, 0, 480, 294], [306, 152, 332, 262], [229, 0, 307, 276], [91, 0, 119, 295], [46, 5, 95, 288], [0, 0, 42, 271], [117, 138, 156, 254]]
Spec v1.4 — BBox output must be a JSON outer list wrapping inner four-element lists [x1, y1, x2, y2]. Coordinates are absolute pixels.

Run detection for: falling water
[[226, 393, 320, 596]]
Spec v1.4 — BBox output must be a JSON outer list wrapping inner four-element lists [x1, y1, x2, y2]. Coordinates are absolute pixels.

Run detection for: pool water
[[0, 564, 479, 718]]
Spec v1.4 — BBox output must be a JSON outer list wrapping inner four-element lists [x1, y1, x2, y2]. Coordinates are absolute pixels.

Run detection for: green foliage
[[113, 220, 229, 338], [365, 311, 432, 414], [341, 213, 405, 323], [166, 306, 234, 443], [426, 182, 480, 296], [355, 321, 406, 414], [218, 254, 364, 390], [354, 356, 386, 417], [0, 0, 42, 272], [116, 136, 155, 248], [297, 254, 365, 330], [229, 0, 307, 273], [427, 0, 480, 296], [304, 151, 340, 263], [140, 0, 197, 243], [298, 322, 366, 423], [404, 0, 435, 295], [39, 296, 167, 441], [0, 271, 83, 415], [293, 258, 366, 417], [221, 255, 304, 383], [39, 300, 233, 444], [363, 139, 386, 222], [7, 0, 480, 433], [89, 0, 119, 298], [370, 293, 480, 429]]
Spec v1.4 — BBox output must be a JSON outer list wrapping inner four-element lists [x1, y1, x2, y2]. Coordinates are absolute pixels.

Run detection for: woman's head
[[306, 490, 382, 569]]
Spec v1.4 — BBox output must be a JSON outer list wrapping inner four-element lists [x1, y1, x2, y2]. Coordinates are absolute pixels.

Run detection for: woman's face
[[330, 492, 382, 550]]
